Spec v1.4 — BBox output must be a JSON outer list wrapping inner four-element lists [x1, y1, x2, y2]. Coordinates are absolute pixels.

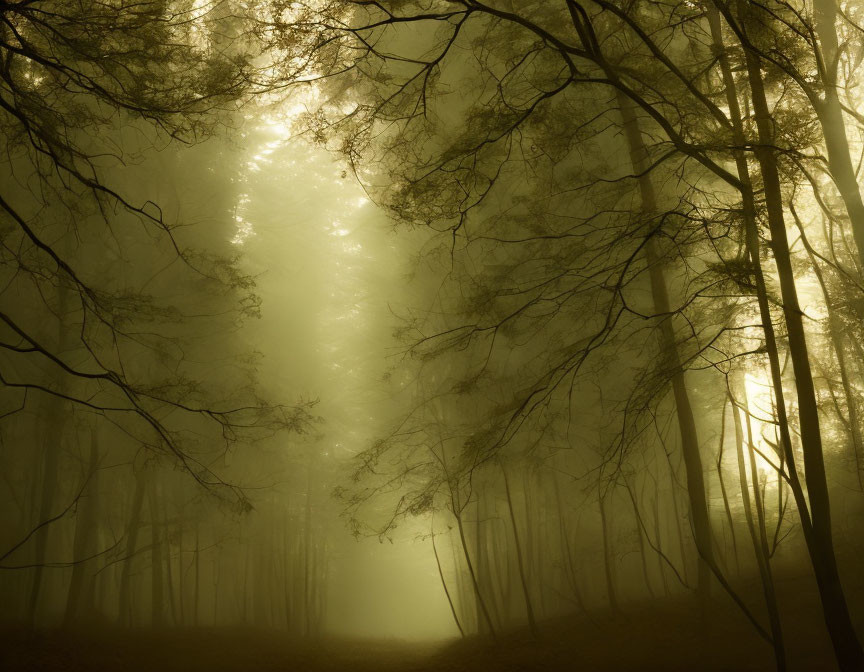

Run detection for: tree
[[294, 2, 864, 668]]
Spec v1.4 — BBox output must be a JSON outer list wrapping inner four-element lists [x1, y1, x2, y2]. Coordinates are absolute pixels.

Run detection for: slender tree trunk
[[64, 425, 101, 626], [665, 454, 691, 586], [553, 472, 585, 611], [623, 477, 656, 599], [616, 92, 714, 609], [452, 501, 496, 637], [148, 478, 164, 628], [489, 512, 512, 624], [432, 518, 464, 637], [303, 466, 313, 636], [725, 3, 864, 666], [27, 440, 60, 627], [177, 521, 185, 626], [164, 519, 177, 627], [28, 283, 72, 626], [793, 214, 864, 488], [194, 523, 200, 627], [731, 384, 786, 671], [653, 474, 671, 597], [715, 399, 741, 574], [242, 539, 250, 624], [118, 467, 147, 626], [213, 555, 220, 625], [449, 528, 474, 633], [282, 516, 293, 632], [598, 488, 618, 614], [524, 471, 546, 617], [474, 489, 494, 633], [440, 441, 496, 637], [500, 460, 538, 636], [813, 0, 864, 272]]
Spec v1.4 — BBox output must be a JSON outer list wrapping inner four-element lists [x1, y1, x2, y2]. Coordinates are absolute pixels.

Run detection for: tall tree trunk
[[553, 472, 585, 611], [212, 554, 220, 625], [454, 506, 496, 636], [727, 3, 864, 666], [449, 528, 474, 633], [164, 516, 177, 627], [64, 425, 101, 626], [303, 466, 313, 636], [118, 467, 147, 626], [812, 0, 864, 272], [715, 399, 741, 574], [432, 517, 464, 637], [28, 283, 71, 626], [194, 523, 200, 627], [731, 384, 786, 671], [500, 460, 539, 636], [440, 442, 496, 637], [652, 472, 671, 596], [623, 477, 656, 599], [176, 520, 185, 627], [792, 213, 864, 488], [598, 488, 618, 614], [148, 477, 165, 628], [665, 454, 691, 586], [616, 92, 714, 608], [474, 489, 493, 633], [242, 539, 250, 624]]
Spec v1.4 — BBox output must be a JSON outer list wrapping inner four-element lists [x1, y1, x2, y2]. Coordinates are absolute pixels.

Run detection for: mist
[[2, 2, 864, 671]]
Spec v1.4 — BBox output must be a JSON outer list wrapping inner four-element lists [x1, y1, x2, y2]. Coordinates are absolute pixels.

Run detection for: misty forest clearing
[[3, 1, 864, 670]]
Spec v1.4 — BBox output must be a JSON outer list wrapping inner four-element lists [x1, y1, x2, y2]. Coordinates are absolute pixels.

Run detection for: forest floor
[[0, 593, 840, 672]]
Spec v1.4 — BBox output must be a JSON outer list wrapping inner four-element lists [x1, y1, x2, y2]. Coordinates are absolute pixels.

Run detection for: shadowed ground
[[1, 590, 840, 672]]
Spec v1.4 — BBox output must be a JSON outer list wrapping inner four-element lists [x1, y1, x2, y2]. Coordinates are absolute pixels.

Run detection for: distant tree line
[[0, 0, 326, 632]]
